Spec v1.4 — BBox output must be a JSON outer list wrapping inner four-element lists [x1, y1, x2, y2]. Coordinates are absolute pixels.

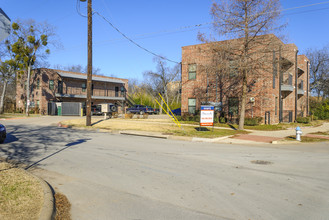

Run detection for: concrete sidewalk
[[116, 123, 329, 144]]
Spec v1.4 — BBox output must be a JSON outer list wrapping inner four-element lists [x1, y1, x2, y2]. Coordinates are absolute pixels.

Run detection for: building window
[[188, 64, 196, 80], [58, 81, 63, 94], [228, 97, 239, 116], [37, 79, 40, 89], [121, 86, 125, 95], [229, 61, 238, 78], [188, 98, 196, 114], [36, 100, 40, 107], [115, 87, 119, 97], [82, 83, 86, 92], [49, 80, 54, 90], [288, 74, 293, 85], [300, 80, 304, 90]]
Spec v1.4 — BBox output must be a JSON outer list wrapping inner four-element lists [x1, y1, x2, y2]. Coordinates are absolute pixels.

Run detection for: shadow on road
[[0, 124, 92, 169], [4, 133, 19, 143]]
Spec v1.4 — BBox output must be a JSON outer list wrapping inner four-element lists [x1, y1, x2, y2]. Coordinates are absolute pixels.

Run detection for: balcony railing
[[281, 73, 293, 92]]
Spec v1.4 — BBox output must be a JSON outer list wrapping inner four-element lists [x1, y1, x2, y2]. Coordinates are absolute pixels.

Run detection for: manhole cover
[[250, 160, 273, 165]]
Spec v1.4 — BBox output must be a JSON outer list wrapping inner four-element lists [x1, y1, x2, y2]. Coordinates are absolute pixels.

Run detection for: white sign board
[[200, 105, 214, 126]]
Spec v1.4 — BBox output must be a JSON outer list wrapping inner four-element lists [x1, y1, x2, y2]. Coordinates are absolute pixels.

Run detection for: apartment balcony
[[281, 73, 293, 92], [55, 93, 125, 101], [298, 67, 304, 77], [280, 57, 294, 72]]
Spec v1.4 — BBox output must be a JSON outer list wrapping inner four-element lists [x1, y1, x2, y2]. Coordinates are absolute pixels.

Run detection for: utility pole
[[80, 0, 93, 126]]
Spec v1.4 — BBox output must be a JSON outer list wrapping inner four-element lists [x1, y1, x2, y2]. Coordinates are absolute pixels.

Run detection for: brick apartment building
[[181, 34, 310, 124], [16, 68, 128, 115]]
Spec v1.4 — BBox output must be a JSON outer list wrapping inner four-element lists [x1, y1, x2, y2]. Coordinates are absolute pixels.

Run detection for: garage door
[[62, 102, 81, 116]]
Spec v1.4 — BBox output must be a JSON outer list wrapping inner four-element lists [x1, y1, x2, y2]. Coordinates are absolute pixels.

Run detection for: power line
[[93, 9, 181, 64], [71, 1, 329, 65]]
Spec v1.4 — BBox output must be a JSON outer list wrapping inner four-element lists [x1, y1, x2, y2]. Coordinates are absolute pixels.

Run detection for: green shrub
[[193, 115, 200, 122], [313, 115, 318, 120], [310, 99, 329, 120], [244, 117, 262, 126], [219, 117, 226, 123], [296, 117, 311, 124]]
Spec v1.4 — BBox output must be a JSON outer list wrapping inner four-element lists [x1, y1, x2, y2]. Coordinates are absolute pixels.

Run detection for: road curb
[[57, 122, 319, 145], [24, 170, 56, 220], [119, 130, 169, 139]]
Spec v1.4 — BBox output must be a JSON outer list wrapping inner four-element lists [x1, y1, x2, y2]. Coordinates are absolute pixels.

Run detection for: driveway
[[1, 116, 329, 219]]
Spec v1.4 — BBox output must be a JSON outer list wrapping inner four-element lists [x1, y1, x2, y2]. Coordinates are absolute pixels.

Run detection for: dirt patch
[[55, 192, 71, 220], [0, 162, 43, 220]]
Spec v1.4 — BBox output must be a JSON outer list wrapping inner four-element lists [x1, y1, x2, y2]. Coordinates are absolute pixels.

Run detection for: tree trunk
[[238, 72, 247, 130], [0, 79, 8, 114], [26, 65, 31, 116]]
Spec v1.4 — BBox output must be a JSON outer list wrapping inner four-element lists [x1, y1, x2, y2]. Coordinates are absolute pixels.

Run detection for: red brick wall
[[181, 34, 309, 124], [16, 68, 129, 114]]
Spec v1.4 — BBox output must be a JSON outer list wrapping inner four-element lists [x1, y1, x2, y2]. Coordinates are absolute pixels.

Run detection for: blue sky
[[1, 0, 329, 81]]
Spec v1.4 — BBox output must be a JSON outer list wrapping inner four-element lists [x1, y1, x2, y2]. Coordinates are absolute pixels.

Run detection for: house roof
[[57, 71, 125, 84]]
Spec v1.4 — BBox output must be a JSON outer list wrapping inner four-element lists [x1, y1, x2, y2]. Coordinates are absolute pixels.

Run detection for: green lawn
[[179, 120, 325, 131]]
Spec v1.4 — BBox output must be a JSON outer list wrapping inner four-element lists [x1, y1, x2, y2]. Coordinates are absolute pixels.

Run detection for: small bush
[[244, 117, 262, 126], [175, 116, 182, 121], [313, 115, 318, 120], [310, 99, 329, 120], [219, 117, 226, 123], [296, 116, 311, 124], [193, 115, 200, 122]]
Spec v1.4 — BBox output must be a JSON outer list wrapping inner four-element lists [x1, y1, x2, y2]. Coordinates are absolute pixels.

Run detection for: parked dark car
[[170, 108, 181, 116], [0, 124, 6, 144], [126, 105, 150, 114], [145, 106, 155, 114], [153, 108, 160, 114]]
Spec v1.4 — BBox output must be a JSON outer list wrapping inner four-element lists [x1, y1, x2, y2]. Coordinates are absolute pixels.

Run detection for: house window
[[82, 83, 86, 92], [121, 86, 125, 96], [36, 100, 40, 107], [229, 61, 238, 78], [188, 64, 196, 80], [288, 74, 293, 85], [228, 97, 239, 116], [49, 80, 54, 90], [37, 79, 40, 89], [58, 81, 63, 94], [188, 98, 196, 114], [115, 87, 119, 97], [300, 80, 304, 90]]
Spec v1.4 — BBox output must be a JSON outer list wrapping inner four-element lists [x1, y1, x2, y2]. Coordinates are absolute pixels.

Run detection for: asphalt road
[[1, 116, 329, 220]]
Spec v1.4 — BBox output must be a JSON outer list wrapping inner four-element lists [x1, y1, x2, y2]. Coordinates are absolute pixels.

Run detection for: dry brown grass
[[0, 162, 43, 220], [61, 118, 245, 138], [55, 193, 71, 220]]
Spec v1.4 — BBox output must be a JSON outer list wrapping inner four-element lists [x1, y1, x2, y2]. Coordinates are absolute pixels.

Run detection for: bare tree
[[8, 19, 57, 115], [143, 57, 180, 113], [306, 46, 329, 99], [53, 64, 102, 75], [198, 0, 284, 130]]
